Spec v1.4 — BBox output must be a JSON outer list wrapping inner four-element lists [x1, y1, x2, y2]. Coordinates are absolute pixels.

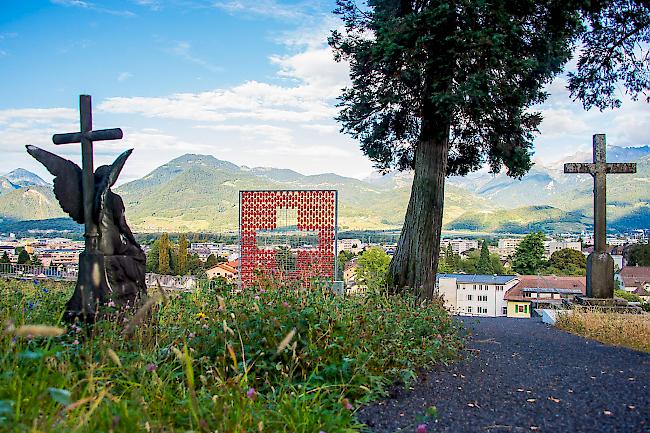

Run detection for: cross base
[[64, 252, 111, 323], [585, 252, 614, 298]]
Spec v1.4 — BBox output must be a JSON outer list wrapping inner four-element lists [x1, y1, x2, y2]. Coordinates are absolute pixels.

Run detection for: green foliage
[[614, 289, 644, 303], [476, 241, 492, 274], [30, 255, 42, 267], [177, 234, 189, 275], [457, 250, 505, 275], [568, 0, 650, 110], [0, 252, 9, 264], [275, 246, 297, 277], [145, 239, 160, 273], [0, 279, 463, 432], [158, 233, 171, 275], [204, 253, 219, 269], [628, 243, 650, 266], [544, 248, 586, 276], [355, 247, 391, 290], [512, 232, 546, 275], [16, 249, 30, 265]]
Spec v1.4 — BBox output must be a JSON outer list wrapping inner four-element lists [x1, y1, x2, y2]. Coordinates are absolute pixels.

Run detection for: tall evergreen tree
[[177, 234, 189, 275], [204, 253, 219, 269], [0, 252, 10, 264], [158, 233, 171, 275], [330, 0, 650, 298], [146, 240, 160, 273], [512, 232, 546, 275], [477, 241, 492, 274], [17, 250, 31, 265]]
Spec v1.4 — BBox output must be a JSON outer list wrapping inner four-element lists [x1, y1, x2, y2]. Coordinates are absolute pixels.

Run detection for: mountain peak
[[4, 168, 49, 187], [167, 154, 239, 171]]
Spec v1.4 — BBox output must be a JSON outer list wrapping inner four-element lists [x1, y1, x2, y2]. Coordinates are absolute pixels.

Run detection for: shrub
[[556, 309, 650, 353], [614, 289, 644, 303], [0, 278, 463, 432]]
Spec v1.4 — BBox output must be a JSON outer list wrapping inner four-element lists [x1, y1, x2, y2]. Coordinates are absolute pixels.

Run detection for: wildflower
[[246, 388, 256, 400], [43, 288, 49, 293], [72, 339, 80, 345], [258, 289, 266, 294], [107, 300, 116, 308], [188, 333, 195, 339], [342, 398, 353, 411], [416, 424, 427, 433], [196, 312, 207, 320], [254, 295, 260, 300], [282, 301, 289, 308], [33, 279, 39, 285], [202, 324, 209, 329], [146, 363, 157, 372]]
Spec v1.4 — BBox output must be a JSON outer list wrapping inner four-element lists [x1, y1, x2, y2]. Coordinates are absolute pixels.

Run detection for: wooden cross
[[52, 95, 123, 253], [564, 134, 636, 298]]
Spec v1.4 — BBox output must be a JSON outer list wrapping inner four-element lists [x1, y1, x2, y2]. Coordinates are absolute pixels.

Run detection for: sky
[[1, 0, 649, 184]]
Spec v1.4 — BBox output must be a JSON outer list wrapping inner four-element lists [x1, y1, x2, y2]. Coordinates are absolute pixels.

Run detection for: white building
[[337, 239, 364, 254], [544, 241, 582, 258], [437, 274, 519, 317], [441, 239, 479, 255], [497, 238, 524, 257]]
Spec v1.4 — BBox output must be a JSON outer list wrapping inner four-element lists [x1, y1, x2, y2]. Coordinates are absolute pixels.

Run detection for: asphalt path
[[357, 317, 650, 433]]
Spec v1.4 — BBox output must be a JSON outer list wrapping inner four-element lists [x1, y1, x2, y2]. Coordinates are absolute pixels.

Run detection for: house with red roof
[[619, 266, 650, 302], [504, 275, 586, 318]]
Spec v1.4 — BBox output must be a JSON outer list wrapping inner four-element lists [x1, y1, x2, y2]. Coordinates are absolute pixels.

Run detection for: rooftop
[[436, 274, 518, 285], [505, 275, 586, 301]]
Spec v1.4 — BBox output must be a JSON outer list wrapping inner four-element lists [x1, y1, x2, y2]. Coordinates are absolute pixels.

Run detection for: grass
[[555, 308, 650, 353], [0, 278, 463, 432]]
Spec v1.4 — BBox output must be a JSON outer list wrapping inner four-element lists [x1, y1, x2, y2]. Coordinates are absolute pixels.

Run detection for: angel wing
[[94, 149, 133, 217], [25, 145, 84, 224]]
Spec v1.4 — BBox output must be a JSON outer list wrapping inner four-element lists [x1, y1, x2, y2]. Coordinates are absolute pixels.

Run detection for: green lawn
[[0, 279, 462, 432]]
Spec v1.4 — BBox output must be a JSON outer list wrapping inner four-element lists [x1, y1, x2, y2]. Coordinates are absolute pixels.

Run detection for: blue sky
[[1, 0, 649, 184]]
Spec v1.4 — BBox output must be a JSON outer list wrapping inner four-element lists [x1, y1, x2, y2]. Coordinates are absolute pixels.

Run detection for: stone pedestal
[[65, 252, 111, 322], [65, 252, 147, 323], [586, 252, 614, 298]]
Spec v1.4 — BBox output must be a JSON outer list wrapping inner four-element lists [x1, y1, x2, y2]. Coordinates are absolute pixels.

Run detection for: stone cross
[[52, 95, 123, 253], [564, 134, 636, 298]]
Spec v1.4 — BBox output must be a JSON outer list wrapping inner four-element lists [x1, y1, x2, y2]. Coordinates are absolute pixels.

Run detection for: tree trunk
[[389, 128, 449, 299]]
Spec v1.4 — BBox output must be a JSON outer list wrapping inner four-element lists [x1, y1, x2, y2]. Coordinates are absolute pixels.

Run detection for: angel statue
[[26, 145, 147, 322]]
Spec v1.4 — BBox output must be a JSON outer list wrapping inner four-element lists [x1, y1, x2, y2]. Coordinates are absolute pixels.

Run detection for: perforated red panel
[[239, 190, 337, 288]]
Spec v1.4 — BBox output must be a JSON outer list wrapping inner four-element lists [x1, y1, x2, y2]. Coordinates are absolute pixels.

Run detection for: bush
[[614, 289, 644, 303], [0, 278, 463, 432]]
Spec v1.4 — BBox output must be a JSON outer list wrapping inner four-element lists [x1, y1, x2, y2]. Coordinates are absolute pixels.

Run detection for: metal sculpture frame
[[238, 190, 338, 289]]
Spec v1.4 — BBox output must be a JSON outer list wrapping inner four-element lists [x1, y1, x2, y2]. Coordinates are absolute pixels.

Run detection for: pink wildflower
[[146, 363, 157, 372], [416, 424, 427, 433], [246, 388, 256, 400], [72, 339, 80, 345], [107, 300, 116, 308], [282, 301, 289, 308], [342, 398, 353, 410]]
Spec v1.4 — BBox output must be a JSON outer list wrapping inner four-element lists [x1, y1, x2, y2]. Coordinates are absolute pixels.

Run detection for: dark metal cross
[[53, 95, 123, 253], [564, 134, 636, 298]]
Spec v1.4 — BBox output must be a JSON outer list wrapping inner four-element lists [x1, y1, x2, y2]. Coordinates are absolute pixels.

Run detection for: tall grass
[[0, 278, 463, 432], [555, 309, 650, 353]]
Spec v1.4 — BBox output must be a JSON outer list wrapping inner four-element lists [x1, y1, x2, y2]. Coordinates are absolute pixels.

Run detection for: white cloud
[[211, 0, 311, 20], [168, 41, 223, 73], [117, 72, 133, 82], [50, 0, 136, 17]]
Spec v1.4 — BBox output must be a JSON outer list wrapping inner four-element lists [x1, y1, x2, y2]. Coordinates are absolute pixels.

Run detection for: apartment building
[[437, 274, 519, 317]]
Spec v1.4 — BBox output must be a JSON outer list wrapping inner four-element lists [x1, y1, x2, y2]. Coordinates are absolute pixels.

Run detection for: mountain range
[[1, 146, 648, 234]]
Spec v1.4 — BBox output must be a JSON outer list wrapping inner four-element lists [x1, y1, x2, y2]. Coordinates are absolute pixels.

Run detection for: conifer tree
[[0, 252, 10, 264], [477, 241, 492, 275], [330, 0, 650, 298], [512, 232, 546, 275], [177, 234, 189, 275], [158, 233, 171, 275], [17, 250, 31, 265]]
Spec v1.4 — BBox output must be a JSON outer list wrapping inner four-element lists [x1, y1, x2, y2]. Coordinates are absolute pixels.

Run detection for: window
[[477, 307, 488, 314], [502, 306, 507, 315], [478, 295, 488, 302], [473, 285, 477, 290], [467, 294, 473, 301], [467, 306, 472, 313], [517, 304, 529, 313]]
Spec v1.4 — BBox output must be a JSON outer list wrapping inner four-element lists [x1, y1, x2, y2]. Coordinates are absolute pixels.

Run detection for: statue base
[[586, 252, 614, 298], [65, 252, 147, 323]]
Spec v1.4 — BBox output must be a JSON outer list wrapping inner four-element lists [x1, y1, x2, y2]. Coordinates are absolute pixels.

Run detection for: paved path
[[358, 317, 650, 433]]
